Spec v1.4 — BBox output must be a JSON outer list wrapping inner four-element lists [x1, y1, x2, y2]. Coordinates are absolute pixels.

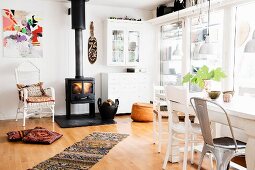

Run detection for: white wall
[[0, 0, 155, 120]]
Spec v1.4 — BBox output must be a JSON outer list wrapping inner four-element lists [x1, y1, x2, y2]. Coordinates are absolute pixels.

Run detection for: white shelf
[[162, 74, 178, 76], [147, 0, 253, 25], [107, 19, 145, 24], [162, 34, 183, 40], [161, 59, 182, 62]]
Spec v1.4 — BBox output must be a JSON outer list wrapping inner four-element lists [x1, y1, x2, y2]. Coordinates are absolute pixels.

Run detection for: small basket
[[97, 98, 119, 120]]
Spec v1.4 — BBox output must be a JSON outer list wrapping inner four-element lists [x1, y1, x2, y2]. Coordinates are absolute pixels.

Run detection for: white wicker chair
[[15, 61, 55, 126]]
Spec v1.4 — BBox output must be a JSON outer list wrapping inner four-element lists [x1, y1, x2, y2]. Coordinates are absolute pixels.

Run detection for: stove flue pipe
[[69, 0, 89, 79], [74, 29, 83, 79]]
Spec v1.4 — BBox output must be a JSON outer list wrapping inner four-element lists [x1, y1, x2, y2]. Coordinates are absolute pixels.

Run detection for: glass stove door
[[72, 82, 82, 94]]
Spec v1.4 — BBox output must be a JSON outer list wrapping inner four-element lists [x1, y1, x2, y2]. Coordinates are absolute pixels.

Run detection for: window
[[190, 11, 224, 91], [234, 2, 255, 96], [160, 21, 183, 86]]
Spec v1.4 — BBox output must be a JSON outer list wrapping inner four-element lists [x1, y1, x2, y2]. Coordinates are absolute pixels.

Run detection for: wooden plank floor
[[0, 115, 229, 170]]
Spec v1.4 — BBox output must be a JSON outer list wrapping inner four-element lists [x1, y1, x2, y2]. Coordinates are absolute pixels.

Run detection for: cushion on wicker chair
[[131, 103, 153, 122], [26, 96, 55, 103], [17, 82, 46, 97]]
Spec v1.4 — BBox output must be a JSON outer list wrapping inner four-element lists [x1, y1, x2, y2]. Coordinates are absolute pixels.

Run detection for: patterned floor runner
[[30, 132, 129, 170]]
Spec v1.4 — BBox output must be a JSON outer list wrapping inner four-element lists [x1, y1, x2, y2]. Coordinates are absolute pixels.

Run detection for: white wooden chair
[[153, 85, 168, 153], [162, 85, 204, 170], [15, 61, 55, 126]]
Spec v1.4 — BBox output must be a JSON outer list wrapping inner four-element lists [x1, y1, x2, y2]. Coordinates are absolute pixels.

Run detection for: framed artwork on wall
[[2, 9, 43, 58]]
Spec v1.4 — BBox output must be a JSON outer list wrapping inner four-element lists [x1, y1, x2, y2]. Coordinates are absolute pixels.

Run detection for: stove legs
[[66, 99, 71, 119], [89, 103, 95, 117]]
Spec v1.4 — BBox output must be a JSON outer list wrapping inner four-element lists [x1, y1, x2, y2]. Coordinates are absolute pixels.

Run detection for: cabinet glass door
[[160, 21, 183, 86], [112, 30, 124, 64], [127, 31, 140, 65]]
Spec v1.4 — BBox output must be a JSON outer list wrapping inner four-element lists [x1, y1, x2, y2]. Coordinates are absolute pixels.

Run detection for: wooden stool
[[131, 103, 153, 122]]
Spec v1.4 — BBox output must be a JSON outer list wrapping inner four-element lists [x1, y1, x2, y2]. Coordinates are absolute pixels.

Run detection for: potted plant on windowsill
[[182, 65, 227, 99]]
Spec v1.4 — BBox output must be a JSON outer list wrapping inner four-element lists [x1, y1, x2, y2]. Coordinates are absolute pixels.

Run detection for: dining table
[[157, 92, 255, 170], [208, 95, 255, 170]]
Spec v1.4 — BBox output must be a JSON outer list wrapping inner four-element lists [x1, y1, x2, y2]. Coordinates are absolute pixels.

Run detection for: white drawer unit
[[101, 73, 151, 114]]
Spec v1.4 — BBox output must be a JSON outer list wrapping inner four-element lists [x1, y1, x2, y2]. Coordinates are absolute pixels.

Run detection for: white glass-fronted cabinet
[[160, 21, 183, 86], [106, 19, 141, 66]]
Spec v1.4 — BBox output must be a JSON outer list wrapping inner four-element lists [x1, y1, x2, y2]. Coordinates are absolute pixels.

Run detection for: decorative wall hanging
[[88, 21, 97, 64], [2, 9, 43, 58]]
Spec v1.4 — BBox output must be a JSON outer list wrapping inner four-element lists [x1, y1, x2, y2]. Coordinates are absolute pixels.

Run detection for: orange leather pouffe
[[131, 103, 153, 122]]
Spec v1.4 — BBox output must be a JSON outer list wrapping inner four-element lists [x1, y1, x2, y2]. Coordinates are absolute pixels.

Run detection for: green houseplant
[[182, 65, 227, 91]]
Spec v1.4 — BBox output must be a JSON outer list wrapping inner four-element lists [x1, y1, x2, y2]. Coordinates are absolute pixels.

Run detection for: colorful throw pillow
[[7, 127, 62, 144], [17, 82, 46, 97], [7, 130, 31, 141], [22, 129, 63, 144], [6, 127, 44, 141]]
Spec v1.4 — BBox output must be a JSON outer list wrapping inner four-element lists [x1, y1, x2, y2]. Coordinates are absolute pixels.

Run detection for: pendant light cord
[[233, 7, 237, 91], [198, 2, 202, 25], [177, 10, 180, 38], [208, 0, 211, 36]]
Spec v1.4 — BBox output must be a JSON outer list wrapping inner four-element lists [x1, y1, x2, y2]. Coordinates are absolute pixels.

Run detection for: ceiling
[[61, 0, 173, 10]]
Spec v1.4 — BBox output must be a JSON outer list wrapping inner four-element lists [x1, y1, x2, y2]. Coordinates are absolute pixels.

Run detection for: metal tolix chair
[[190, 97, 246, 170]]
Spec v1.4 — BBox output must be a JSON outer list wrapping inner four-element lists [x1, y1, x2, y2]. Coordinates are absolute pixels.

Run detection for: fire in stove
[[65, 78, 95, 118], [84, 82, 93, 94], [72, 82, 93, 94], [72, 82, 82, 94]]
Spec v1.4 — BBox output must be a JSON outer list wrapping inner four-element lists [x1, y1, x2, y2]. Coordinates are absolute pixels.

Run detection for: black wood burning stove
[[65, 0, 95, 119], [65, 78, 95, 118], [54, 0, 116, 128]]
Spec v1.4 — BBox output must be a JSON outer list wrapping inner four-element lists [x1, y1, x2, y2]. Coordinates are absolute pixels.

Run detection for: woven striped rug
[[30, 132, 129, 170]]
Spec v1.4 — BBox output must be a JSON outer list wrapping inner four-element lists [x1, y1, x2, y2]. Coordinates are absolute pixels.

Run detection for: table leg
[[246, 136, 255, 170]]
